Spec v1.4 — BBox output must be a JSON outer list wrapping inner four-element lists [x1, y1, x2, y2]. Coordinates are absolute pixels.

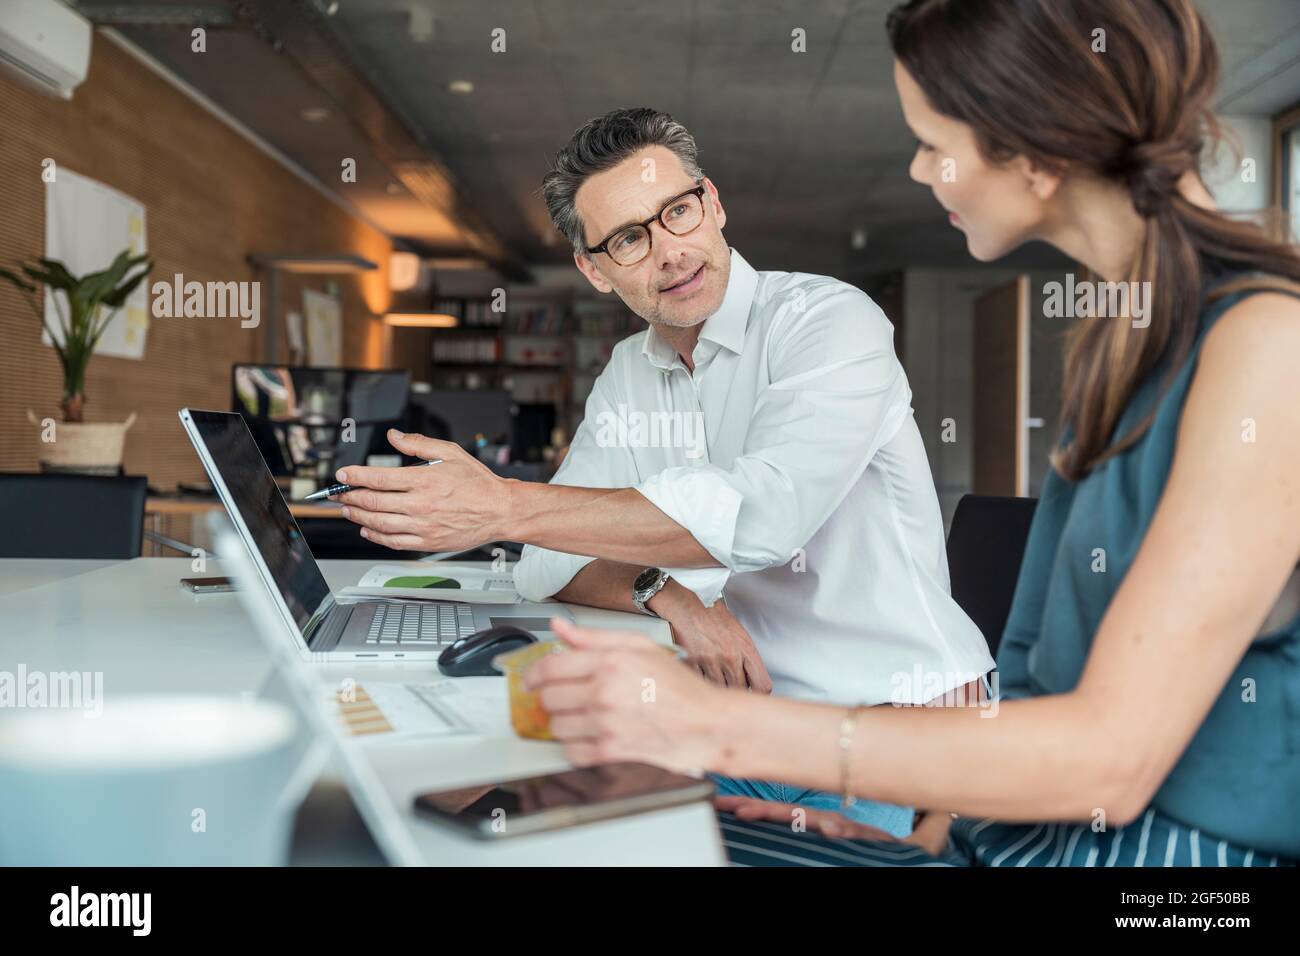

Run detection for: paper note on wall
[[303, 288, 342, 366], [44, 169, 150, 360], [284, 309, 306, 365]]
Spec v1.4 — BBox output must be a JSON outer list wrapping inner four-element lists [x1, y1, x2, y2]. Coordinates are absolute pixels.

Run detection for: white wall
[[1202, 114, 1274, 214]]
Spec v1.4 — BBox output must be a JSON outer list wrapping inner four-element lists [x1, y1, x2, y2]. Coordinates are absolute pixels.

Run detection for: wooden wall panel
[[0, 34, 392, 489], [972, 277, 1030, 497]]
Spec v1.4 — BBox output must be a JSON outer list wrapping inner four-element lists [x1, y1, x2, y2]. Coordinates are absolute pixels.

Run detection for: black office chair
[[946, 494, 1038, 659], [0, 473, 148, 559]]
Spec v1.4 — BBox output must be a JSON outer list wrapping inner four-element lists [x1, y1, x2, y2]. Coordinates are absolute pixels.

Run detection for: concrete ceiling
[[99, 0, 1300, 285]]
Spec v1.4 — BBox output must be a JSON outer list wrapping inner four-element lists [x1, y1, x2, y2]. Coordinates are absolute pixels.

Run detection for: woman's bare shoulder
[[1206, 290, 1300, 359]]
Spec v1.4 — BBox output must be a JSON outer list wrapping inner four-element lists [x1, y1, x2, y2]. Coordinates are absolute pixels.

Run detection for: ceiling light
[[389, 252, 422, 291], [448, 80, 474, 95], [248, 254, 379, 275], [383, 312, 459, 328], [300, 106, 331, 123], [426, 257, 489, 270]]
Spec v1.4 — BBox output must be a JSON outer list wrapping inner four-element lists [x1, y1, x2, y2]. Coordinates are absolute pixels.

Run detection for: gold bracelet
[[838, 705, 865, 808]]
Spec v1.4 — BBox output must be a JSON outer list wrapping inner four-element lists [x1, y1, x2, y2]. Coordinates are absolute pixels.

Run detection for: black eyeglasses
[[585, 184, 708, 267]]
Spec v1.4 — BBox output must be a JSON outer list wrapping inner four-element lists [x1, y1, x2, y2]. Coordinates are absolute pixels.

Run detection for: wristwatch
[[632, 567, 670, 616]]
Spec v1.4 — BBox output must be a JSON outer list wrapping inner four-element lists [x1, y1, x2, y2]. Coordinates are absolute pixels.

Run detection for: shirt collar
[[640, 248, 758, 370]]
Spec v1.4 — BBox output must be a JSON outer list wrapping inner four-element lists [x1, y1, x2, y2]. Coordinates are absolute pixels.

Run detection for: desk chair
[[946, 494, 1038, 659], [0, 473, 147, 559]]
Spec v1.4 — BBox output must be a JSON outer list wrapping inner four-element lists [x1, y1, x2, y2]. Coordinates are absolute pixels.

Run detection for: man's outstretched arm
[[333, 431, 722, 568]]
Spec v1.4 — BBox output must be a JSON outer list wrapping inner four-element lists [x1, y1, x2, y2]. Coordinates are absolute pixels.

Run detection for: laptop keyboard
[[364, 602, 476, 645]]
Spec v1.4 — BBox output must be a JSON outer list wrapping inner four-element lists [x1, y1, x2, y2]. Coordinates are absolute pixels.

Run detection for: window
[[1273, 104, 1300, 243]]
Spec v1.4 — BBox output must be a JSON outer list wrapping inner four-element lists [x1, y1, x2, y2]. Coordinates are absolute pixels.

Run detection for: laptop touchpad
[[489, 617, 555, 633]]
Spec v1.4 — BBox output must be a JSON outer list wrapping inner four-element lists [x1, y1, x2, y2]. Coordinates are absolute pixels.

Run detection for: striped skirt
[[719, 809, 1297, 867]]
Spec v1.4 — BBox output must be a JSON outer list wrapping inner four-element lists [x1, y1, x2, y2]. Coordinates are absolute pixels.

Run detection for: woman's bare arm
[[534, 294, 1300, 826], [708, 294, 1300, 824]]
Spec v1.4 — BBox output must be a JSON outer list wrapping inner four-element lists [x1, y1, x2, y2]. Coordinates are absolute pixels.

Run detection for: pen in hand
[[303, 458, 443, 502]]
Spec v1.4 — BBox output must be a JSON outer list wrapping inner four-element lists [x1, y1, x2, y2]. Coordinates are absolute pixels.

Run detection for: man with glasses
[[333, 108, 992, 834]]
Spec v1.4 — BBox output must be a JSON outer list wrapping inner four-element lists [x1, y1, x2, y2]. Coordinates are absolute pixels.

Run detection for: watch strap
[[632, 568, 669, 615]]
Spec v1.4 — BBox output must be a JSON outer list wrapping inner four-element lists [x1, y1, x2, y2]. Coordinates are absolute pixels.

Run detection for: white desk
[[0, 559, 118, 598], [0, 558, 725, 866]]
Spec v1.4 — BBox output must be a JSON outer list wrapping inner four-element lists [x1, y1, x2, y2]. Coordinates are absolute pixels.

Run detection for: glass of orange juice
[[495, 641, 565, 740], [495, 640, 688, 741]]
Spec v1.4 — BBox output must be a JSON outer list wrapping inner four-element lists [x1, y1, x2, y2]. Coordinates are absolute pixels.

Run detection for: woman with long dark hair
[[525, 0, 1300, 866]]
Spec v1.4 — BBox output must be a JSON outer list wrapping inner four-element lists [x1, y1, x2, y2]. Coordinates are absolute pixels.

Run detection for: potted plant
[[0, 250, 152, 473]]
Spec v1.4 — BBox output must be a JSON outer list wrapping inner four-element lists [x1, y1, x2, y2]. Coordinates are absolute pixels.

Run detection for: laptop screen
[[183, 410, 332, 635]]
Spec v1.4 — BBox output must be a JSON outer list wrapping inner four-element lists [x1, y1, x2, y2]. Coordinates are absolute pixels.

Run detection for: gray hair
[[541, 107, 705, 254]]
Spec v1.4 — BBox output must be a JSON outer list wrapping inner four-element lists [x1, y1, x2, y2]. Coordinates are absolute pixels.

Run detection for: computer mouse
[[437, 625, 537, 677]]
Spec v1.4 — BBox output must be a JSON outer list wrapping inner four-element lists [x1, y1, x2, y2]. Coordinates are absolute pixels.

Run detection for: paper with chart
[[356, 562, 518, 593], [336, 562, 523, 605], [332, 679, 506, 737]]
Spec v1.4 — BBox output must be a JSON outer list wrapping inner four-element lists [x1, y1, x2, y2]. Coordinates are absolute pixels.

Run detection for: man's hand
[[334, 429, 510, 553], [712, 797, 900, 841], [713, 797, 956, 854], [649, 584, 773, 693]]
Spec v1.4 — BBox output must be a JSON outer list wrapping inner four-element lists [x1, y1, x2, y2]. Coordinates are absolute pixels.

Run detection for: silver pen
[[303, 458, 443, 501]]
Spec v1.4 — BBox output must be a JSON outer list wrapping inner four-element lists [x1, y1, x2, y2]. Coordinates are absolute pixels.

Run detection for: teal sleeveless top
[[997, 275, 1300, 860]]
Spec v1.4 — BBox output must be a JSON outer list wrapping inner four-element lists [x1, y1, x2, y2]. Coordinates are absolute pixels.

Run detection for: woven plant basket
[[27, 409, 137, 475]]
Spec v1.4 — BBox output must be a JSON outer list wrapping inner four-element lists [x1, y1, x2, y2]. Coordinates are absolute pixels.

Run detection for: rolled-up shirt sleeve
[[513, 349, 733, 608], [512, 369, 629, 602], [635, 285, 911, 576]]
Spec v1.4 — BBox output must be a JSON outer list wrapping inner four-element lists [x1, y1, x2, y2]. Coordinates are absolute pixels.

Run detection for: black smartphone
[[412, 762, 714, 839], [179, 576, 235, 593]]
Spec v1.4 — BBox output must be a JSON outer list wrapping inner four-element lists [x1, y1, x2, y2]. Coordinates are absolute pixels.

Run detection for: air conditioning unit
[[0, 0, 92, 100]]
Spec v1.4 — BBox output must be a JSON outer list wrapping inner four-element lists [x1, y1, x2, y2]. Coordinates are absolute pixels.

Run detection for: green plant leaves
[[36, 259, 78, 288], [79, 250, 150, 306], [0, 266, 37, 293], [19, 264, 73, 290], [100, 264, 151, 308], [2, 250, 154, 402]]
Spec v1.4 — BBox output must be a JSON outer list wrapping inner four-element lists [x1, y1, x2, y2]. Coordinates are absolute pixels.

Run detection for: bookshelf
[[421, 291, 643, 442]]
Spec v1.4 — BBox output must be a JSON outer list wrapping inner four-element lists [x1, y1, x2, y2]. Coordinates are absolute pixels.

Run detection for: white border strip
[[99, 26, 393, 240]]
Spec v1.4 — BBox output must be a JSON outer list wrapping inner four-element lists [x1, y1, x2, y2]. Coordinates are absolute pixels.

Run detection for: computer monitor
[[231, 365, 411, 474], [407, 387, 515, 451]]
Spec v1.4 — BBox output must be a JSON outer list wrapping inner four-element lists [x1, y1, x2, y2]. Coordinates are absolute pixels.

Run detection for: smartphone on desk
[[412, 762, 714, 839], [180, 576, 235, 593]]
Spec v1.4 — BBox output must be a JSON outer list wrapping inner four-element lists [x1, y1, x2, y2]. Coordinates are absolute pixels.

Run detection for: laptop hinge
[[307, 604, 353, 652]]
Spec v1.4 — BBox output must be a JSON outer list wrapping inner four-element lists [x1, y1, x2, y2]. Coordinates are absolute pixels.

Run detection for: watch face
[[634, 568, 661, 592]]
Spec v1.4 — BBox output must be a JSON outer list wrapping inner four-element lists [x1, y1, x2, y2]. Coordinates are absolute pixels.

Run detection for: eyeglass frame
[[583, 183, 709, 266]]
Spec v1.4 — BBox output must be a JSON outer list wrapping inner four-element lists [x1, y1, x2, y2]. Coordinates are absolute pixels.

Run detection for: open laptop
[[179, 408, 571, 661]]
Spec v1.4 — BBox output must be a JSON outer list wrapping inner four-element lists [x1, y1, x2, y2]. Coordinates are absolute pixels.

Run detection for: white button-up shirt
[[514, 249, 993, 705]]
